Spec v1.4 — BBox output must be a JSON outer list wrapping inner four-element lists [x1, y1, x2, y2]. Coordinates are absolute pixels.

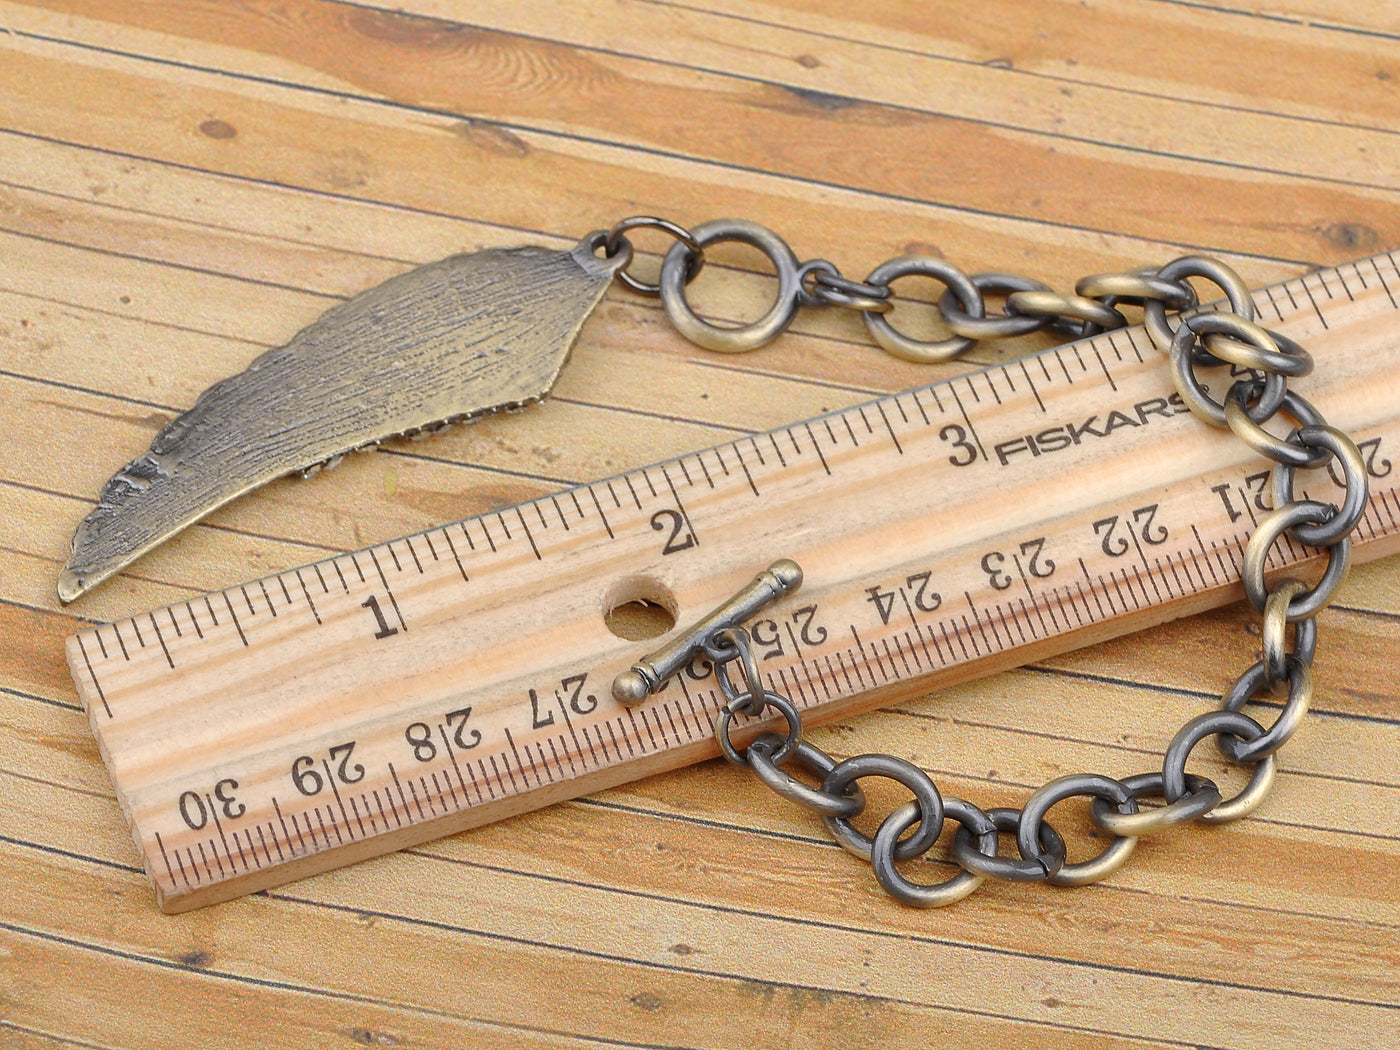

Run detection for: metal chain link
[[600, 215, 1369, 906]]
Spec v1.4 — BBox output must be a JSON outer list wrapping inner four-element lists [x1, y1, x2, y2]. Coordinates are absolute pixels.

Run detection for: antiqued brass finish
[[59, 236, 626, 602]]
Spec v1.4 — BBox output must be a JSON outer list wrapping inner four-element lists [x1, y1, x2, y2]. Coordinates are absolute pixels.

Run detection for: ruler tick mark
[[258, 580, 278, 618], [147, 613, 174, 669], [442, 528, 469, 582], [222, 594, 248, 646], [876, 401, 903, 454], [75, 634, 110, 717], [368, 549, 407, 631], [587, 487, 616, 538], [803, 422, 831, 475], [1019, 360, 1046, 412]]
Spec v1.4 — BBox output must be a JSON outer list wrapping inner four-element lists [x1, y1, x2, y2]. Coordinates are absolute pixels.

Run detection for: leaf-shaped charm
[[60, 235, 625, 602]]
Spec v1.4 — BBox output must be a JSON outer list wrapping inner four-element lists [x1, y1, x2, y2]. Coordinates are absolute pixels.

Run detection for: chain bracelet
[[600, 215, 1369, 906]]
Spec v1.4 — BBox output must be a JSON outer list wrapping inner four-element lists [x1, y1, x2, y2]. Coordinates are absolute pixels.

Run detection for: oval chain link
[[600, 216, 1369, 906]]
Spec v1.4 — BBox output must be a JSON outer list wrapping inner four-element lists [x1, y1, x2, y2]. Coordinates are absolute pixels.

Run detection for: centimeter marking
[[67, 252, 1400, 911]]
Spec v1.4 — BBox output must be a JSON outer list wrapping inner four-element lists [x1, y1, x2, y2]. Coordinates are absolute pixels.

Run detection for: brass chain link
[[600, 215, 1368, 906]]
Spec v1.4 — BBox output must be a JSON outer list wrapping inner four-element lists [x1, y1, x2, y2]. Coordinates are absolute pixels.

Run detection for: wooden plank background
[[2, 1, 1398, 1046]]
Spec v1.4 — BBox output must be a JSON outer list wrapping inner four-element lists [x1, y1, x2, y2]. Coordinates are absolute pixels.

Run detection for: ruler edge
[[59, 249, 1400, 907], [61, 248, 1400, 653]]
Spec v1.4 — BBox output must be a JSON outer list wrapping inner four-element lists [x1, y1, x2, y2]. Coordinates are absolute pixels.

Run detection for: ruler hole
[[604, 575, 679, 641]]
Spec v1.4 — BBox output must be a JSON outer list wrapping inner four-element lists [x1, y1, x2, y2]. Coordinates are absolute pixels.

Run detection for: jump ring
[[870, 798, 996, 907], [1272, 426, 1371, 547], [1260, 579, 1317, 686], [714, 689, 801, 767], [1144, 256, 1255, 355], [1169, 314, 1287, 427], [862, 256, 983, 363], [1217, 657, 1313, 763], [659, 218, 802, 352], [950, 807, 1067, 883], [1224, 387, 1331, 469], [1089, 772, 1222, 835], [940, 273, 1053, 340], [746, 734, 866, 819], [1243, 502, 1353, 619], [1075, 271, 1196, 309], [1018, 773, 1140, 887], [821, 754, 945, 861], [606, 216, 704, 296], [1162, 711, 1277, 824]]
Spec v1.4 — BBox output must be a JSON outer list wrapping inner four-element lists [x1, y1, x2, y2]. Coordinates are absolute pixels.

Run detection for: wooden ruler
[[66, 253, 1400, 912]]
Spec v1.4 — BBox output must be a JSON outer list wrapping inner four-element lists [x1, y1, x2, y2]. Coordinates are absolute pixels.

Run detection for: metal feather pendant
[[59, 234, 626, 602]]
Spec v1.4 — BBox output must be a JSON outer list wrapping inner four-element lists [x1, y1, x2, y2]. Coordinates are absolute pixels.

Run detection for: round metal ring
[[1260, 579, 1317, 686], [1075, 271, 1196, 309], [1162, 710, 1277, 824], [870, 798, 996, 907], [950, 806, 1067, 883], [605, 216, 703, 296], [1144, 256, 1255, 355], [1005, 290, 1128, 333], [1169, 314, 1287, 427], [1017, 773, 1140, 887], [800, 263, 892, 313], [1201, 326, 1312, 379], [714, 689, 801, 767], [1272, 426, 1371, 547], [1089, 772, 1222, 836], [861, 256, 984, 363], [1217, 657, 1313, 763], [746, 734, 866, 819], [1223, 387, 1331, 469], [820, 753, 944, 861], [940, 273, 1053, 340], [659, 218, 802, 353], [704, 628, 764, 711], [1243, 502, 1353, 619]]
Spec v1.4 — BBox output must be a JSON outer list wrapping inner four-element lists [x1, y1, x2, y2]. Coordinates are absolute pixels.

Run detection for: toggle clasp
[[610, 559, 803, 706]]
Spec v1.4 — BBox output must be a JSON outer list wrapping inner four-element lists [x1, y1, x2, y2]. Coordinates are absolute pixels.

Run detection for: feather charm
[[59, 234, 625, 602]]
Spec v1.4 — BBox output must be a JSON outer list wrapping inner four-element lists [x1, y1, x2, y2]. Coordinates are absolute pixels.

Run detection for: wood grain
[[1, 0, 1397, 1046]]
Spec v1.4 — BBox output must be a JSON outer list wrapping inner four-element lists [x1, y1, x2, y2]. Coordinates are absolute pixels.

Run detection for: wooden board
[[2, 0, 1398, 1046]]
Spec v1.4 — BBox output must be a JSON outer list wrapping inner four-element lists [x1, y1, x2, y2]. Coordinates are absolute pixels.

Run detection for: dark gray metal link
[[797, 262, 892, 313], [1017, 774, 1140, 887], [1217, 657, 1313, 763], [1224, 386, 1331, 469], [659, 218, 803, 353], [871, 798, 996, 907], [704, 627, 766, 713], [1075, 270, 1196, 309], [1272, 425, 1370, 547], [1260, 579, 1317, 687], [1144, 255, 1256, 355], [940, 273, 1054, 340], [1169, 314, 1288, 427], [605, 216, 702, 297], [1163, 711, 1277, 824], [714, 689, 802, 767], [951, 807, 1067, 882], [1089, 773, 1222, 836], [861, 256, 984, 363], [1005, 289, 1128, 334], [1202, 325, 1312, 379], [746, 734, 866, 819], [821, 753, 945, 861], [1243, 502, 1353, 619]]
